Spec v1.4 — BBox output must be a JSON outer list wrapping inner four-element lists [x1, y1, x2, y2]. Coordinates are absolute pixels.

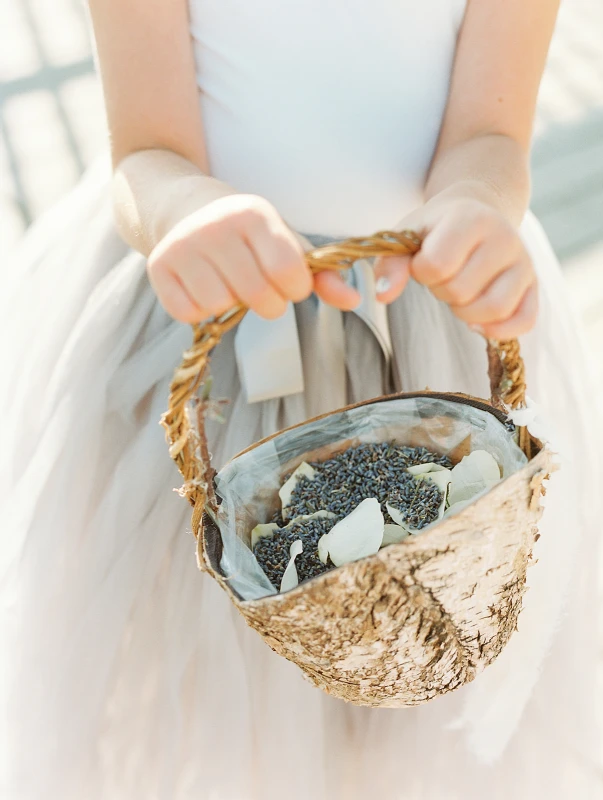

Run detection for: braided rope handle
[[160, 230, 528, 526]]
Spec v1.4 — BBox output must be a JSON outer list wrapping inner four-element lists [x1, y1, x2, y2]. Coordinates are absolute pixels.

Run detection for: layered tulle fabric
[[1, 158, 602, 799]]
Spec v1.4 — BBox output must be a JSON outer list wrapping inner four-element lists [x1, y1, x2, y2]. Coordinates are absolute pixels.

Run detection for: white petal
[[509, 405, 537, 427], [417, 468, 451, 518], [290, 512, 336, 565], [416, 467, 452, 492], [280, 539, 304, 592], [386, 477, 448, 534], [385, 504, 423, 536], [448, 450, 501, 506], [406, 462, 447, 475], [509, 396, 550, 443], [319, 498, 384, 567], [381, 523, 410, 547], [284, 510, 336, 528], [395, 469, 451, 530], [250, 522, 278, 550], [279, 462, 316, 518], [386, 502, 410, 531], [509, 396, 539, 426], [317, 534, 330, 564]]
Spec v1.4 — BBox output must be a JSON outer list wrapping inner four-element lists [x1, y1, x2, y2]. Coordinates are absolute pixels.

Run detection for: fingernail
[[375, 276, 391, 295], [469, 324, 485, 335]]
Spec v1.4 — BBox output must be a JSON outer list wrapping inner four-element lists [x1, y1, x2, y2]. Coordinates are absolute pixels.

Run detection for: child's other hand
[[147, 194, 359, 323], [374, 197, 538, 339]]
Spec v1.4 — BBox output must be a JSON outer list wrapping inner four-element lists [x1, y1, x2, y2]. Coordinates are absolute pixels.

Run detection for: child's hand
[[147, 194, 359, 323], [374, 197, 538, 339]]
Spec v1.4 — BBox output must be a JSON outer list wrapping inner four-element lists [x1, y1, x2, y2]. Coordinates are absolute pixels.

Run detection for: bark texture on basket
[[201, 445, 551, 706], [161, 230, 548, 708]]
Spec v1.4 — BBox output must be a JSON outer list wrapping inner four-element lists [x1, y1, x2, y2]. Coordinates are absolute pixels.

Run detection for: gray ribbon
[[234, 233, 392, 403]]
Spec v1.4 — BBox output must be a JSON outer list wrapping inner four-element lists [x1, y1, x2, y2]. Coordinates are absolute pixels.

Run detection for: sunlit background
[[1, 0, 602, 747]]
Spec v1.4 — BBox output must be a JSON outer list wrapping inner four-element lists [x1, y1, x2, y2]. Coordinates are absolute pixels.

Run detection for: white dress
[[1, 1, 602, 798]]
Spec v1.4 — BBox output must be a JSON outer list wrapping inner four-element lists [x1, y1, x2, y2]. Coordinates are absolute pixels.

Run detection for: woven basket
[[162, 232, 554, 707]]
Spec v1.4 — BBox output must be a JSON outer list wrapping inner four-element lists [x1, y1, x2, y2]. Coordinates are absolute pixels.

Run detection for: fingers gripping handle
[[161, 231, 527, 534]]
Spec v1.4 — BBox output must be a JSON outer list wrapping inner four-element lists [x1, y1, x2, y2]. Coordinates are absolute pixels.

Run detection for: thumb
[[373, 254, 412, 303]]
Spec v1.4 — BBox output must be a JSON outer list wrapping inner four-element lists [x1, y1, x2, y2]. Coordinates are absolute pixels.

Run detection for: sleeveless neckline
[[189, 0, 467, 236]]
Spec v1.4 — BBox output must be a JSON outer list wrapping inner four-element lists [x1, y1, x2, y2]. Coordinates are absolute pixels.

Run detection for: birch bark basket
[[162, 232, 554, 707]]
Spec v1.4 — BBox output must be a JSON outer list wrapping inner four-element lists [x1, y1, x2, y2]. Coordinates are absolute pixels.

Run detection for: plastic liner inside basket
[[214, 396, 528, 601]]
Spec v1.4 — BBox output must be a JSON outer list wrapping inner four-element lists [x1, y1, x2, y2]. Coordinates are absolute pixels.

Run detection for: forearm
[[424, 134, 531, 227], [112, 148, 237, 255]]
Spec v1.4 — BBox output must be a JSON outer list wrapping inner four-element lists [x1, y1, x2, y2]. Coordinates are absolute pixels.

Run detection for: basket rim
[[201, 390, 546, 605], [202, 442, 552, 607], [226, 390, 520, 465]]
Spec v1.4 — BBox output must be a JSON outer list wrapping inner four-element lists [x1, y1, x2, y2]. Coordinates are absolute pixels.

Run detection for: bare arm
[[376, 0, 560, 339], [111, 150, 234, 256], [88, 0, 358, 318], [425, 0, 560, 224], [88, 0, 233, 254]]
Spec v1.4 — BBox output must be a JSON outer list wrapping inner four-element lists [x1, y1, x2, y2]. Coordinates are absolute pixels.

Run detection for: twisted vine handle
[[160, 230, 528, 530]]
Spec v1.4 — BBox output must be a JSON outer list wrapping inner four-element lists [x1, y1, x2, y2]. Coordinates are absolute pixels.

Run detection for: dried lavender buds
[[251, 445, 502, 592], [253, 443, 453, 590], [386, 480, 443, 531], [253, 514, 338, 589], [281, 443, 451, 524]]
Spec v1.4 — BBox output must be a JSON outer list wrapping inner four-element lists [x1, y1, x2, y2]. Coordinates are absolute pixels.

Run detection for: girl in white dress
[[2, 0, 602, 797]]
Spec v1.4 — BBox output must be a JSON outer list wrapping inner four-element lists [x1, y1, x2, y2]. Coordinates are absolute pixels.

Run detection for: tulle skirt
[[2, 157, 602, 799]]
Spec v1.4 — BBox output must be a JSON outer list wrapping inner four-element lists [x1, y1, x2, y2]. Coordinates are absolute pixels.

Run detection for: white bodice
[[190, 1, 467, 237]]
